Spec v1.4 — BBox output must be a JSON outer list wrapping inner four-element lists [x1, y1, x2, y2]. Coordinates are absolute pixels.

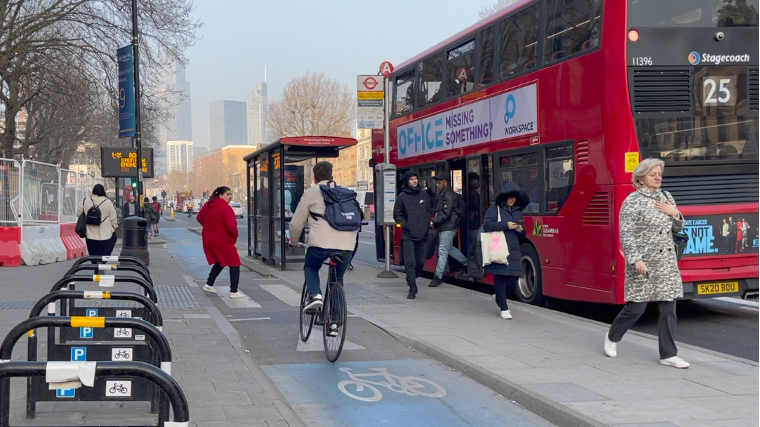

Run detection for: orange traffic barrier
[[0, 226, 22, 267]]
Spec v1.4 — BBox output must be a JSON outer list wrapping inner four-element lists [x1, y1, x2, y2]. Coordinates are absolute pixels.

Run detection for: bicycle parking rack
[[72, 255, 150, 274], [0, 361, 189, 427], [65, 263, 153, 286], [0, 316, 172, 421]]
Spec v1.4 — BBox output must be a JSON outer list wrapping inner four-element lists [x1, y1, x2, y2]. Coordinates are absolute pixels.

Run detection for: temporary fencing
[[0, 159, 22, 266]]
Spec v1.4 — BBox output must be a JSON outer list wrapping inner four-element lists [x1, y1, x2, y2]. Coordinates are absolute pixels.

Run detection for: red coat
[[197, 198, 240, 267]]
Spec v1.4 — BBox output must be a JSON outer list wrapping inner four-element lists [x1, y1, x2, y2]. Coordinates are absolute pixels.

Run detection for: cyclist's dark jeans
[[304, 247, 352, 296]]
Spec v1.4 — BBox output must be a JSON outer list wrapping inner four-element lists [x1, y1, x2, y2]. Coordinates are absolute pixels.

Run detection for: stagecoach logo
[[688, 51, 700, 65]]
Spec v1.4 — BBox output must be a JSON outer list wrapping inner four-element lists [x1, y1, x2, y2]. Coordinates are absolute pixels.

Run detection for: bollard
[[170, 208, 175, 221], [0, 361, 190, 427], [121, 216, 150, 266]]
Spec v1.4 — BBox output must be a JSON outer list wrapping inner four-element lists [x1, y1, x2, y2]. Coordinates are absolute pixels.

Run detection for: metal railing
[[60, 169, 79, 223], [0, 159, 21, 226], [20, 160, 61, 224]]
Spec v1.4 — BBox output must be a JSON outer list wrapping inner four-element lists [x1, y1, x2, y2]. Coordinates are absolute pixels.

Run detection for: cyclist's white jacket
[[289, 180, 358, 251]]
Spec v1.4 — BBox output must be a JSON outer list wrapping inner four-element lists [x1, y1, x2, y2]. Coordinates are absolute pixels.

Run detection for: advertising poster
[[283, 165, 304, 219], [682, 213, 758, 257]]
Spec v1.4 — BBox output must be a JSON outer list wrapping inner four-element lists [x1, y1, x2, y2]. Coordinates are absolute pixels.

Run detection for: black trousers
[[494, 275, 518, 311], [608, 300, 678, 359], [86, 234, 117, 263], [402, 239, 426, 292], [206, 263, 240, 293]]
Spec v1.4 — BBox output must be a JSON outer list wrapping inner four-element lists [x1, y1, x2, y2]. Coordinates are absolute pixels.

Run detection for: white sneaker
[[604, 333, 617, 358], [229, 291, 245, 299], [202, 285, 217, 294], [660, 356, 689, 369], [499, 310, 513, 320]]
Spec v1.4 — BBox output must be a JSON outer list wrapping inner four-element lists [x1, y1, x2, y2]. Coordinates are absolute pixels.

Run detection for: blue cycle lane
[[162, 225, 553, 427]]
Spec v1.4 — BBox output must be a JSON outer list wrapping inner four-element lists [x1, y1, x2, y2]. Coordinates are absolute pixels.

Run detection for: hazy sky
[[184, 0, 496, 148]]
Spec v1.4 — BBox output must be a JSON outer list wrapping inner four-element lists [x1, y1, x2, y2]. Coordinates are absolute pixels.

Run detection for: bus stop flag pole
[[378, 61, 398, 279]]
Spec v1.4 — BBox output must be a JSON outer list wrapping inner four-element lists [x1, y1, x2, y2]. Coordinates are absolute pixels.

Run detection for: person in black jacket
[[393, 171, 430, 299], [482, 182, 529, 319], [429, 176, 467, 287]]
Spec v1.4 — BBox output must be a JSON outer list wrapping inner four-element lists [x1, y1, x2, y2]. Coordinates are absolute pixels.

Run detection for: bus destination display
[[100, 148, 154, 178]]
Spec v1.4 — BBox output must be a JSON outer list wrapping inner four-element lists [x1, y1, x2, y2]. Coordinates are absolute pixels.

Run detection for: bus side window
[[546, 145, 575, 214], [545, 0, 602, 63]]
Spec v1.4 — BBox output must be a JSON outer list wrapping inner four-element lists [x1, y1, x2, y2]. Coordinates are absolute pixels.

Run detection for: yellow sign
[[625, 152, 639, 172], [357, 91, 384, 100], [71, 316, 106, 328]]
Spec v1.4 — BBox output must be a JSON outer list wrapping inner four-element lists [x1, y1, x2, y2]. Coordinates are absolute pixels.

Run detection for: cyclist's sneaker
[[229, 291, 245, 299], [304, 294, 323, 312], [327, 324, 339, 337], [203, 284, 217, 294]]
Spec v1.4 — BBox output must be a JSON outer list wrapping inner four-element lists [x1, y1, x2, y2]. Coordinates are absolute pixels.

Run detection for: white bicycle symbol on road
[[337, 367, 447, 402]]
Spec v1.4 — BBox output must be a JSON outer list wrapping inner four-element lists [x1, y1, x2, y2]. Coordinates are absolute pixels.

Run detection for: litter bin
[[121, 216, 150, 265]]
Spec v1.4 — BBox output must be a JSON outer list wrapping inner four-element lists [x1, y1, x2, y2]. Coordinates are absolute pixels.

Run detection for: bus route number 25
[[702, 76, 736, 107]]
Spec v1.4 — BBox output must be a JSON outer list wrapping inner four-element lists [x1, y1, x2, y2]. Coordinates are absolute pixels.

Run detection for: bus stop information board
[[100, 148, 154, 178]]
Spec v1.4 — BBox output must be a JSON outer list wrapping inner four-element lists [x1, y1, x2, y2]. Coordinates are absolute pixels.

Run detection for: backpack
[[153, 202, 161, 215], [86, 197, 106, 226], [310, 183, 362, 232], [453, 192, 466, 226]]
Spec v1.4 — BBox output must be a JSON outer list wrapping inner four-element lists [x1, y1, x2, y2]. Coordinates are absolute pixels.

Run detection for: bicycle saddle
[[329, 253, 345, 265]]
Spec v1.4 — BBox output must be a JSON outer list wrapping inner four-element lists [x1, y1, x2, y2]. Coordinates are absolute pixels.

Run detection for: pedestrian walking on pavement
[[76, 184, 118, 260], [142, 197, 155, 238], [429, 176, 467, 287], [482, 182, 528, 319], [122, 194, 138, 219], [197, 186, 244, 298], [151, 196, 161, 237], [393, 170, 431, 299], [604, 158, 689, 369]]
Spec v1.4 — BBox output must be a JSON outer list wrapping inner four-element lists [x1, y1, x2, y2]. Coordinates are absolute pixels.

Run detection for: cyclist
[[288, 161, 358, 318]]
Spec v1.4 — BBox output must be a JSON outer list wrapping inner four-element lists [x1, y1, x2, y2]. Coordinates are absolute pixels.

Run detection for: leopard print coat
[[620, 187, 684, 302]]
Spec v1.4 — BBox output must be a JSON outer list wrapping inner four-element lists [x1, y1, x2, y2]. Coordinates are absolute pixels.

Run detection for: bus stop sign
[[379, 61, 394, 78]]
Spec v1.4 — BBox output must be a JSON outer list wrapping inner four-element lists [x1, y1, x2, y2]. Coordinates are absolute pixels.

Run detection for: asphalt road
[[164, 217, 759, 362]]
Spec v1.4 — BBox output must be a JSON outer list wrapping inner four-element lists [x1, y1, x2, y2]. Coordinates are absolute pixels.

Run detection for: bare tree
[[0, 0, 201, 159], [268, 72, 355, 140], [478, 0, 519, 19]]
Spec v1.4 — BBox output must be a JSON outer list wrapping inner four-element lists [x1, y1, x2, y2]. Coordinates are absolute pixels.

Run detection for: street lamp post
[[131, 0, 143, 215]]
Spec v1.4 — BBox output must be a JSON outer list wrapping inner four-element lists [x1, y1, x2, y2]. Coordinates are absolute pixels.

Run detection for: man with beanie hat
[[393, 170, 431, 299]]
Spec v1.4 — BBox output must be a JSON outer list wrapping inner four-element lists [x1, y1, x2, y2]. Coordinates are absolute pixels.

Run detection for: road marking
[[260, 284, 301, 306], [359, 241, 375, 245], [337, 367, 446, 402], [713, 297, 759, 307], [296, 325, 365, 352], [229, 317, 272, 322], [739, 306, 759, 311]]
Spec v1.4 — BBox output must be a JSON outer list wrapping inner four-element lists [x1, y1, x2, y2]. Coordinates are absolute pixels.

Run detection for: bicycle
[[296, 243, 348, 363]]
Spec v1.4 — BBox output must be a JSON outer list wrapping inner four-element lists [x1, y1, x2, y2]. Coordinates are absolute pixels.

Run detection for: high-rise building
[[158, 63, 193, 176], [247, 81, 268, 146], [209, 100, 247, 149], [167, 140, 194, 174]]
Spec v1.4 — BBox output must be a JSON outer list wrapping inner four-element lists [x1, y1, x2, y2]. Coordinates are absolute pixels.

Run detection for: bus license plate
[[697, 282, 740, 295]]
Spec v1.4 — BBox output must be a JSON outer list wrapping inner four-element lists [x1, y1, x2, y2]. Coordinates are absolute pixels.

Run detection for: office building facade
[[209, 100, 247, 149]]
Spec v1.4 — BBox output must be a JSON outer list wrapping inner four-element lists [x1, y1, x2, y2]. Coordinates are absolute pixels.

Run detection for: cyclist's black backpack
[[453, 192, 466, 226], [310, 183, 362, 232], [86, 197, 106, 226]]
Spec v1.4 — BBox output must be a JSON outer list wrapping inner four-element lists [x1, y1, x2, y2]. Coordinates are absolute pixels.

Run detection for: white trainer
[[229, 291, 245, 299], [604, 333, 617, 358], [660, 356, 689, 369], [499, 310, 513, 320], [202, 285, 217, 294]]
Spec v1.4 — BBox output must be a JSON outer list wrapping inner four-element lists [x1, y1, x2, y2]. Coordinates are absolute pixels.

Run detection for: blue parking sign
[[80, 327, 93, 339], [86, 309, 98, 317], [56, 388, 75, 398], [71, 347, 87, 361]]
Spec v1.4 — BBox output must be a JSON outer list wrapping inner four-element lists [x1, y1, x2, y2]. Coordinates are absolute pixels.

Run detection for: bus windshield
[[628, 0, 759, 27]]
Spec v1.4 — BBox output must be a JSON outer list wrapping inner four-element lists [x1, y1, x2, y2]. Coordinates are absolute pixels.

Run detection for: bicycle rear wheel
[[299, 282, 315, 342], [322, 281, 347, 362]]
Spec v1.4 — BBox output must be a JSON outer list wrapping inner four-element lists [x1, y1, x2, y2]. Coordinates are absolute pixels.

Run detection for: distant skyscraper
[[167, 140, 194, 174], [158, 62, 193, 176], [247, 80, 268, 146], [209, 100, 247, 149]]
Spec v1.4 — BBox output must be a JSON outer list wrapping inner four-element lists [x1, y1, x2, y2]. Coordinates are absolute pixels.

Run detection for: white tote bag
[[481, 208, 510, 266]]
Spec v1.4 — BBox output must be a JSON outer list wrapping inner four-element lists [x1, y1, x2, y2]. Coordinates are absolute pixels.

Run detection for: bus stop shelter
[[244, 136, 358, 270]]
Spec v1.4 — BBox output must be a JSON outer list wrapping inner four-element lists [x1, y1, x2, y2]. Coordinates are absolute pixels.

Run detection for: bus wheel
[[517, 243, 545, 306]]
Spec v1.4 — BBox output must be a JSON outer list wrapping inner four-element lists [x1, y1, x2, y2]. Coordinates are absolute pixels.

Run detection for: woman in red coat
[[197, 186, 244, 298]]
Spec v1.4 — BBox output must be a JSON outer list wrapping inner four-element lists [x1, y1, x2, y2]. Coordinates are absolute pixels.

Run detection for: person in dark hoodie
[[393, 171, 431, 299], [197, 186, 244, 298], [482, 182, 529, 319]]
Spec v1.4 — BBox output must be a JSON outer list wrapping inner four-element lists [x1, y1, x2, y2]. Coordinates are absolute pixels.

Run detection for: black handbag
[[75, 199, 88, 238], [673, 230, 689, 260]]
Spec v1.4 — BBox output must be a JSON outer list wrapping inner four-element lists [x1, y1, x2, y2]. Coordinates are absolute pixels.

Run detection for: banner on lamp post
[[118, 45, 136, 138]]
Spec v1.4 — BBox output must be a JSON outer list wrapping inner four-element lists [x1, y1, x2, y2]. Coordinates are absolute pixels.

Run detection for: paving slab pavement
[[239, 254, 759, 427], [0, 248, 304, 427]]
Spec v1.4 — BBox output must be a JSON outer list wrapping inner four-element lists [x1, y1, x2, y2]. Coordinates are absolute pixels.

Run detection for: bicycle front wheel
[[299, 282, 315, 342], [322, 281, 347, 363]]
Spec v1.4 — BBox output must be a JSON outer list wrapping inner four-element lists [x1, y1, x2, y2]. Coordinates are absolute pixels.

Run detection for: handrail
[[0, 361, 189, 427], [29, 290, 163, 329], [50, 275, 157, 303]]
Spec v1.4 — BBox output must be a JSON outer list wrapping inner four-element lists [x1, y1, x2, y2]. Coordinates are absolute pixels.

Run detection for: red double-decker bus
[[373, 0, 759, 305]]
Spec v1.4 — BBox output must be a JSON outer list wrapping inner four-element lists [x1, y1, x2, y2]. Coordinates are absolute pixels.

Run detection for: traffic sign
[[379, 61, 394, 78], [362, 76, 380, 91], [357, 75, 385, 129], [456, 66, 471, 82]]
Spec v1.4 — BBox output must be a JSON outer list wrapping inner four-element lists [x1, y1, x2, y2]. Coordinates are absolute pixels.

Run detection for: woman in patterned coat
[[603, 158, 690, 369]]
